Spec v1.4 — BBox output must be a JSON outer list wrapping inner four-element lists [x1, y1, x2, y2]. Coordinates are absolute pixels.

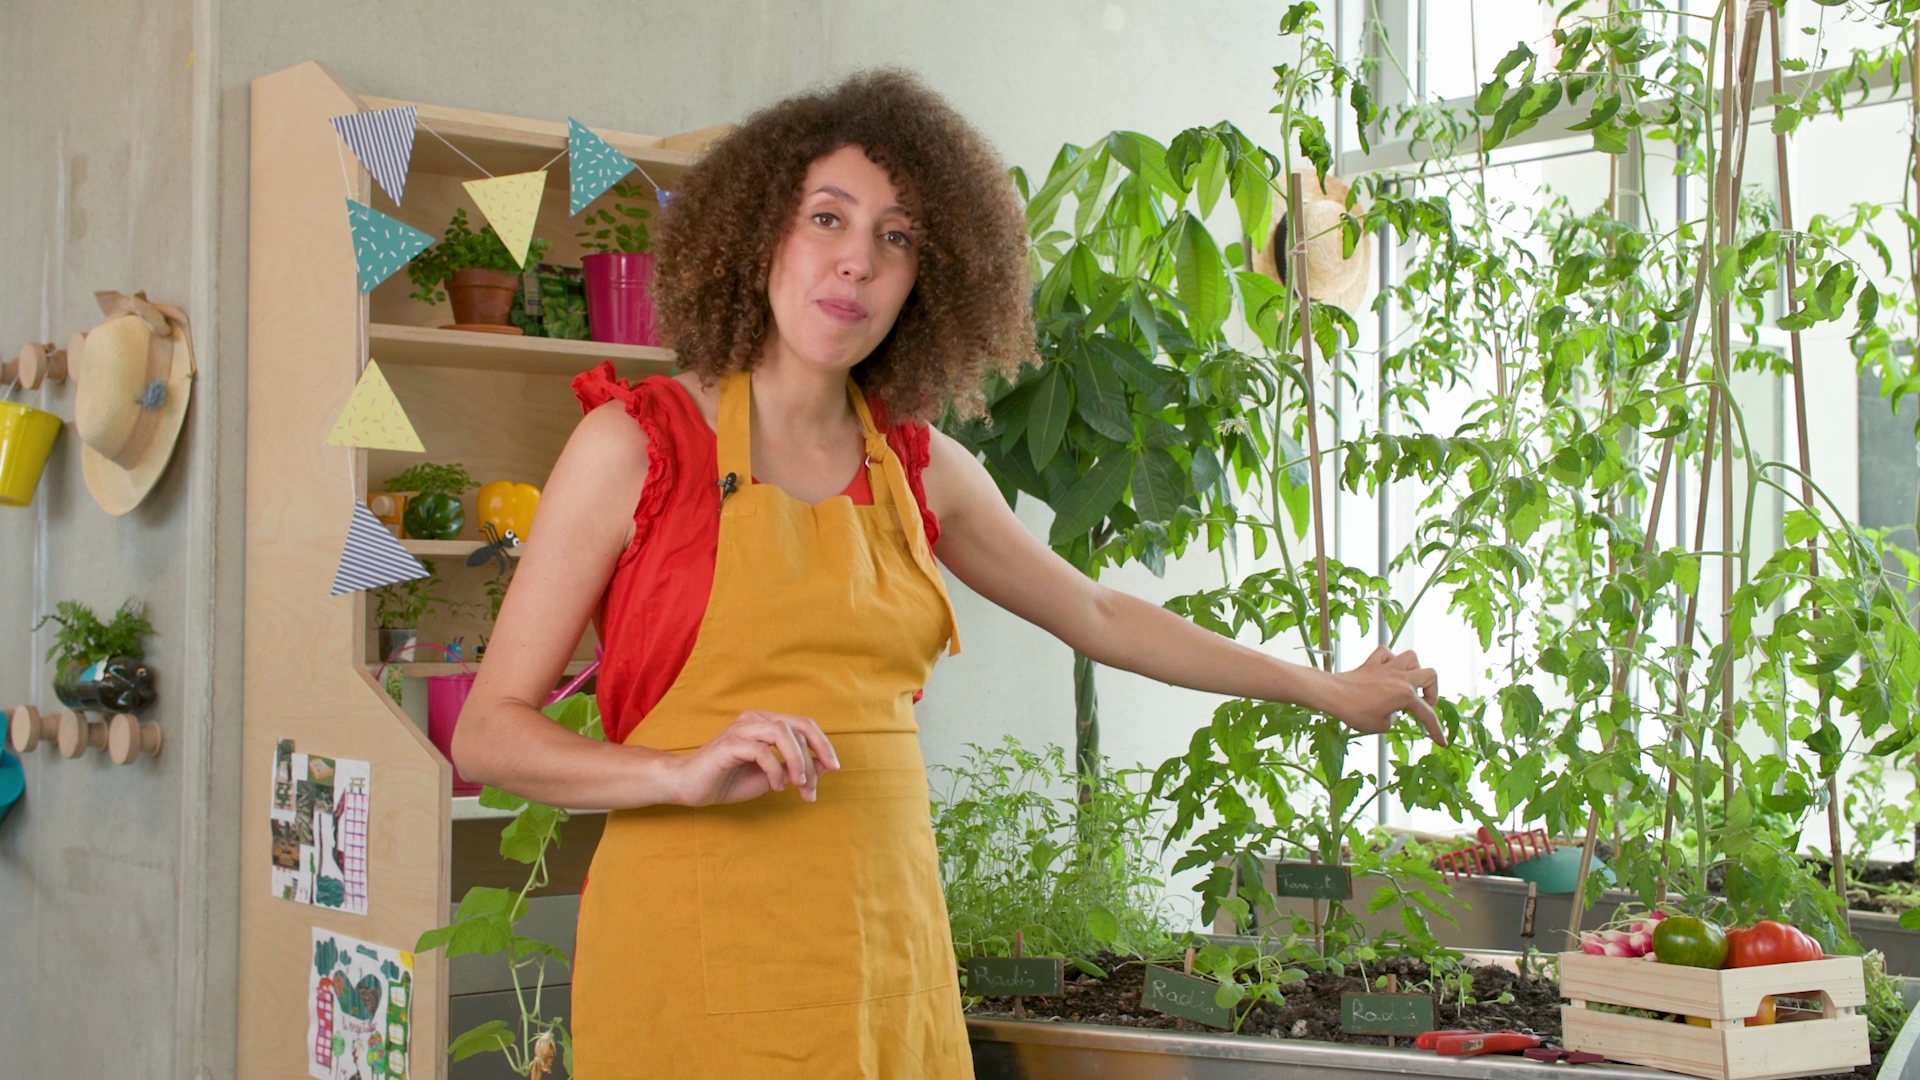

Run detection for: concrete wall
[[0, 0, 235, 1078]]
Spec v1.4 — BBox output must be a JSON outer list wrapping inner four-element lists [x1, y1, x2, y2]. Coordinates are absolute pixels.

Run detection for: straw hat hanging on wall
[[74, 291, 196, 516], [1252, 169, 1373, 317]]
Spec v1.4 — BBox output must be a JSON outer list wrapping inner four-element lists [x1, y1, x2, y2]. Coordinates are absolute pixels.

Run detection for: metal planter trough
[[968, 1017, 1659, 1080], [1238, 862, 1920, 978]]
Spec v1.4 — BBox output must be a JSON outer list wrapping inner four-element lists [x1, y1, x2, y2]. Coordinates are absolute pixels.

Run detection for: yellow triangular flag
[[463, 170, 547, 268], [326, 360, 424, 452]]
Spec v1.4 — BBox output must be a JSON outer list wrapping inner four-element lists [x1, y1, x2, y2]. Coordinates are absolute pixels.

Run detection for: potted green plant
[[383, 461, 477, 541], [34, 599, 157, 713], [509, 263, 590, 340], [407, 208, 552, 334], [371, 562, 446, 663], [576, 179, 658, 345]]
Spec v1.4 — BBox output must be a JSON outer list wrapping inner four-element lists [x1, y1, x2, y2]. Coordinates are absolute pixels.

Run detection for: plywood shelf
[[370, 322, 675, 378], [452, 796, 608, 821], [369, 660, 593, 677], [400, 538, 522, 560]]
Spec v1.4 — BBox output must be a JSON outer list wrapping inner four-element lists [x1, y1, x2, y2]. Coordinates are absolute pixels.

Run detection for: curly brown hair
[[654, 69, 1036, 420]]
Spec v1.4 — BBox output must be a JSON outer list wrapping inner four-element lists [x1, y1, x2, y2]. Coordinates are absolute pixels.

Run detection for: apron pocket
[[692, 766, 951, 1015]]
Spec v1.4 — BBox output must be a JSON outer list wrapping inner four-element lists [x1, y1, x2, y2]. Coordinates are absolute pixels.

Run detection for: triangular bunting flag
[[463, 171, 547, 268], [326, 361, 423, 452], [346, 200, 434, 293], [567, 118, 638, 215], [330, 105, 419, 205], [332, 501, 430, 596]]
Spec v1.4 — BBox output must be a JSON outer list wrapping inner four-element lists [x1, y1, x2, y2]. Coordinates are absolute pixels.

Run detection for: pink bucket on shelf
[[379, 643, 605, 799], [427, 672, 483, 795], [583, 251, 659, 346]]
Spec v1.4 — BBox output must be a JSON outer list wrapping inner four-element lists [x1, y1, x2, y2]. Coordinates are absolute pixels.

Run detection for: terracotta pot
[[446, 267, 521, 326]]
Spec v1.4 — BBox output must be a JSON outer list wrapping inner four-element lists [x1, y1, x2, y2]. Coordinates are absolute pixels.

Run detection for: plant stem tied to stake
[[1289, 171, 1336, 675]]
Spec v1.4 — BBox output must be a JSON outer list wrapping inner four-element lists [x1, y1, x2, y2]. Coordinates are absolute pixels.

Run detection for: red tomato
[[1726, 921, 1823, 967]]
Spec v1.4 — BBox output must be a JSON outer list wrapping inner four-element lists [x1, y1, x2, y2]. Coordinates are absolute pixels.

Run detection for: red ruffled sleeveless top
[[572, 362, 941, 744]]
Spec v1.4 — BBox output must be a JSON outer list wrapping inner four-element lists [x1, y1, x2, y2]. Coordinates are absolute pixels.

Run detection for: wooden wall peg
[[17, 342, 69, 390], [56, 709, 107, 759], [107, 713, 163, 764], [10, 704, 57, 753]]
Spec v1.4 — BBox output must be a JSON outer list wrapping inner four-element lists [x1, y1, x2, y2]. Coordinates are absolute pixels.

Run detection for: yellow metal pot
[[0, 402, 62, 507]]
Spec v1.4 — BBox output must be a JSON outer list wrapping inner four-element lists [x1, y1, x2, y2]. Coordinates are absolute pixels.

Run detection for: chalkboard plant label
[[1272, 861, 1353, 900], [965, 957, 1064, 997], [1141, 966, 1235, 1029], [1340, 992, 1436, 1036]]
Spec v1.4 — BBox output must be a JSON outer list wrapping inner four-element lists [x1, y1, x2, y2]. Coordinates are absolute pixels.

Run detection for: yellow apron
[[572, 371, 970, 1078]]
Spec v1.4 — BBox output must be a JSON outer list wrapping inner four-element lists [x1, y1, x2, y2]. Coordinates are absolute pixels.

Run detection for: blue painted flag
[[568, 117, 638, 215], [331, 500, 429, 596], [346, 200, 434, 294]]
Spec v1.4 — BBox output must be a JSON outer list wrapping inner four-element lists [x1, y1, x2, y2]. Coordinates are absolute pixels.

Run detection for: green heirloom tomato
[[1652, 915, 1728, 969], [403, 492, 465, 541]]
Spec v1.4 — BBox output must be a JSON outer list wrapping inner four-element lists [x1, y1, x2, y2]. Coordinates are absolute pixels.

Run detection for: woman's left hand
[[1322, 645, 1444, 745]]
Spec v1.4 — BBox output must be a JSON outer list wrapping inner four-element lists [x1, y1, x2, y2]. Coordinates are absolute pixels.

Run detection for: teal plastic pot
[[1509, 846, 1611, 894], [0, 747, 24, 824]]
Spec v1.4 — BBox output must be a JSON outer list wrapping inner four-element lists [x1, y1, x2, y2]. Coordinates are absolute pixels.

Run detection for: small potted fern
[[35, 599, 157, 713], [408, 209, 552, 334]]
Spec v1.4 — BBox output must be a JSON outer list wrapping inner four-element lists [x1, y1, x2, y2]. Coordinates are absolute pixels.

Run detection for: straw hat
[[1252, 169, 1373, 318], [75, 291, 196, 516]]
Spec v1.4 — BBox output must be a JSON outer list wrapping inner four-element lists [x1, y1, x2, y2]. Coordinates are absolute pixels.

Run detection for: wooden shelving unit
[[242, 61, 716, 1079]]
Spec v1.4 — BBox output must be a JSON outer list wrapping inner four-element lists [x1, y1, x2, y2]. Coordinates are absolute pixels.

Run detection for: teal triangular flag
[[568, 117, 637, 215], [346, 199, 434, 293]]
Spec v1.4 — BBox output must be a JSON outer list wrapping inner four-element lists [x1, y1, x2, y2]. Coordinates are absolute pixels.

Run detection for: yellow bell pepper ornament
[[476, 480, 541, 545]]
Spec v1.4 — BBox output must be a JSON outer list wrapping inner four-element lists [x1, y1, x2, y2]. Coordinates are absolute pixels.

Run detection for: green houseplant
[[384, 461, 477, 541], [35, 599, 158, 714], [576, 179, 661, 346], [416, 693, 603, 1078], [407, 208, 552, 330], [371, 562, 446, 664]]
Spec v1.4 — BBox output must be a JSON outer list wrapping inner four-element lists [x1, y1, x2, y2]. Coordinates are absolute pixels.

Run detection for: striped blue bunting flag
[[346, 199, 434, 293], [331, 500, 429, 596], [331, 105, 419, 205], [568, 117, 638, 215]]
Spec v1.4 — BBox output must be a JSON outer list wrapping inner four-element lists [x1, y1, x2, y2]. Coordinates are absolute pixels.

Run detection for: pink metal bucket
[[427, 671, 482, 795], [583, 252, 659, 345]]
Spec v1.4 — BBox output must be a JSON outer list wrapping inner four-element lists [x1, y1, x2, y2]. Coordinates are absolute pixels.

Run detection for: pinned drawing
[[270, 739, 371, 916], [309, 927, 413, 1079]]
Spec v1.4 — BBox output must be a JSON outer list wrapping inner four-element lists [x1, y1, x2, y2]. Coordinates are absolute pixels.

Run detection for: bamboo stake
[[1290, 171, 1336, 677], [1767, 5, 1848, 910]]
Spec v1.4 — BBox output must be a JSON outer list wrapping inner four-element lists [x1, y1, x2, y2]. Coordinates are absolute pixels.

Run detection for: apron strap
[[849, 382, 963, 657], [716, 372, 753, 484]]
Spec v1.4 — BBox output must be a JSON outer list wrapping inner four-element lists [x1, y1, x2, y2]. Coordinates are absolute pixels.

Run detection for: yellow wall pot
[[476, 480, 541, 541], [0, 402, 63, 507]]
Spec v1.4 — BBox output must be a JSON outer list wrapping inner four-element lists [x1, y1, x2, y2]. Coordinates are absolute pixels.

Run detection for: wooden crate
[[1558, 951, 1871, 1080]]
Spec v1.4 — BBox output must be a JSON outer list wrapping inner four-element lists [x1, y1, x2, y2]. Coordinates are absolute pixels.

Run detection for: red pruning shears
[[1413, 1030, 1543, 1057]]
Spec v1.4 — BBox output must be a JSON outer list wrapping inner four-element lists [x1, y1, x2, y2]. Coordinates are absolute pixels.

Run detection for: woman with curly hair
[[456, 70, 1441, 1077]]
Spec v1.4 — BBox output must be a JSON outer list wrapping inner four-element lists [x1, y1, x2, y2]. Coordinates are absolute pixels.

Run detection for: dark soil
[[965, 954, 1890, 1078]]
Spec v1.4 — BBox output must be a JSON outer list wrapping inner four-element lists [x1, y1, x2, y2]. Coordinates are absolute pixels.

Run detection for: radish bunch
[[1579, 911, 1667, 958]]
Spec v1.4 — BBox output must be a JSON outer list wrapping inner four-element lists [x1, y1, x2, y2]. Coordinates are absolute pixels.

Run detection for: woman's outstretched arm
[[923, 429, 1443, 743]]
